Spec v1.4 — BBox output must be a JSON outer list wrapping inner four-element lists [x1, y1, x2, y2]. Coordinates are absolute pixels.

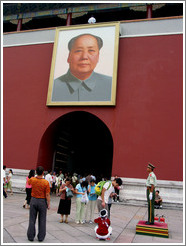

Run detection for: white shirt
[[72, 175, 77, 183], [45, 173, 52, 187], [52, 175, 56, 183], [97, 182, 114, 204]]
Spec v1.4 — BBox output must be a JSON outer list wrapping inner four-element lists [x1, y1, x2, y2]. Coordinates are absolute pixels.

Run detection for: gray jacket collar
[[62, 70, 96, 93]]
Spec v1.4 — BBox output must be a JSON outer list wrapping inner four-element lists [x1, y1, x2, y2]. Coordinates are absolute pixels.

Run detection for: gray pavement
[[3, 193, 184, 244]]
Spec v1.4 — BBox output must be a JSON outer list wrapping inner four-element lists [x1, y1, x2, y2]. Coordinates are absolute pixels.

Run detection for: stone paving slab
[[114, 228, 135, 243], [3, 229, 16, 243], [3, 193, 184, 244]]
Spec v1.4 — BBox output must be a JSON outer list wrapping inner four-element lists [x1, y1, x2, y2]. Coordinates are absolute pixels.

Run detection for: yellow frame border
[[46, 22, 120, 106]]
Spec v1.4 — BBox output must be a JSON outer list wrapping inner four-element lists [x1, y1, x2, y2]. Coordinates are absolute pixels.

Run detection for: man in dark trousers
[[145, 163, 157, 225], [27, 166, 50, 242], [97, 178, 122, 219]]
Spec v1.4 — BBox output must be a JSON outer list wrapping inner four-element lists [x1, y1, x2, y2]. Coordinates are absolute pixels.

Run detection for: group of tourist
[[3, 163, 162, 242], [21, 166, 122, 242], [23, 168, 121, 223]]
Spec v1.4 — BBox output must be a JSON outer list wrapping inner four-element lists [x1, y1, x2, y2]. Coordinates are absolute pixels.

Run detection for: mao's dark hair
[[68, 33, 103, 51]]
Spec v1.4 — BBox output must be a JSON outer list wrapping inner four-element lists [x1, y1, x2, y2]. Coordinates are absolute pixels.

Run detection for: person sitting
[[94, 209, 112, 240], [154, 190, 163, 209]]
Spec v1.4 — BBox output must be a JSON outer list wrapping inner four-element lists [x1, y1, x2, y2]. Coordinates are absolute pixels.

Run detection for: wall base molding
[[7, 169, 183, 210], [117, 177, 183, 209]]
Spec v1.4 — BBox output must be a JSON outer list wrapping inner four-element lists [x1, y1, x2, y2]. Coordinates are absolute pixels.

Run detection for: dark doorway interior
[[52, 111, 113, 180]]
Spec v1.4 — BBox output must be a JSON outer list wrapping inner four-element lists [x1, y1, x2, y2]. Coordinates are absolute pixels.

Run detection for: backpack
[[95, 181, 112, 196]]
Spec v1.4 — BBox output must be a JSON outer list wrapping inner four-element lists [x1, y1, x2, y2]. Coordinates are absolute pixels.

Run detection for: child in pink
[[94, 209, 112, 240]]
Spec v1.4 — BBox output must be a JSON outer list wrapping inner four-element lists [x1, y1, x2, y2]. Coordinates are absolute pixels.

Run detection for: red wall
[[3, 34, 183, 181]]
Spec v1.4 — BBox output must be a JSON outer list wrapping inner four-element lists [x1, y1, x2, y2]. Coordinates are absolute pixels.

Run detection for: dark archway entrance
[[54, 111, 113, 180], [38, 111, 113, 180]]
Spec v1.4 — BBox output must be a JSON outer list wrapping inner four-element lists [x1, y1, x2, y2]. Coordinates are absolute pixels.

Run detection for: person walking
[[57, 178, 74, 223], [51, 171, 57, 194], [59, 169, 64, 180], [55, 174, 62, 196], [45, 170, 53, 193], [27, 166, 50, 242], [5, 169, 13, 195], [85, 179, 97, 223], [74, 180, 88, 224], [23, 169, 35, 208], [145, 163, 157, 225]]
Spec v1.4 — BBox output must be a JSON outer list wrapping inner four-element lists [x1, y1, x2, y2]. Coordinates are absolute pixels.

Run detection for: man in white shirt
[[97, 178, 122, 219], [45, 170, 53, 192]]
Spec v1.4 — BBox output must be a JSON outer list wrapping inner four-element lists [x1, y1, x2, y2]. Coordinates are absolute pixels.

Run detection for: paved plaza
[[3, 193, 184, 244]]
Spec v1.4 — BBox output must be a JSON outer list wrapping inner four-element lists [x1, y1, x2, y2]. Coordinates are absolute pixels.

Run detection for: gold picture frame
[[46, 22, 120, 106]]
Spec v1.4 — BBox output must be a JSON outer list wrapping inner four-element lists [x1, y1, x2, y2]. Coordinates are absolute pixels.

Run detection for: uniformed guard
[[145, 163, 157, 225]]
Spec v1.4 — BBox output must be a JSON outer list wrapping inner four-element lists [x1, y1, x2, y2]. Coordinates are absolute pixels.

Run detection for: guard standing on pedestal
[[145, 163, 157, 225]]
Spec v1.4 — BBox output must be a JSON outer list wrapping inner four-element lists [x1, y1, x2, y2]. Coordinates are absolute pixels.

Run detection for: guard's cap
[[148, 163, 155, 170]]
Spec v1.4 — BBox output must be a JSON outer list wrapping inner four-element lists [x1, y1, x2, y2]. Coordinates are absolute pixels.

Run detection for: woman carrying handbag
[[74, 180, 88, 224], [57, 178, 74, 223]]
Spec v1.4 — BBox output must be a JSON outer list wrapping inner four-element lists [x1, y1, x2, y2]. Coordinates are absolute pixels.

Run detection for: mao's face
[[67, 35, 100, 80]]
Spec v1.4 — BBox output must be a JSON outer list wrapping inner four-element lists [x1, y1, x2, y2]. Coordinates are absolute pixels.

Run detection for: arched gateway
[[37, 111, 113, 179]]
